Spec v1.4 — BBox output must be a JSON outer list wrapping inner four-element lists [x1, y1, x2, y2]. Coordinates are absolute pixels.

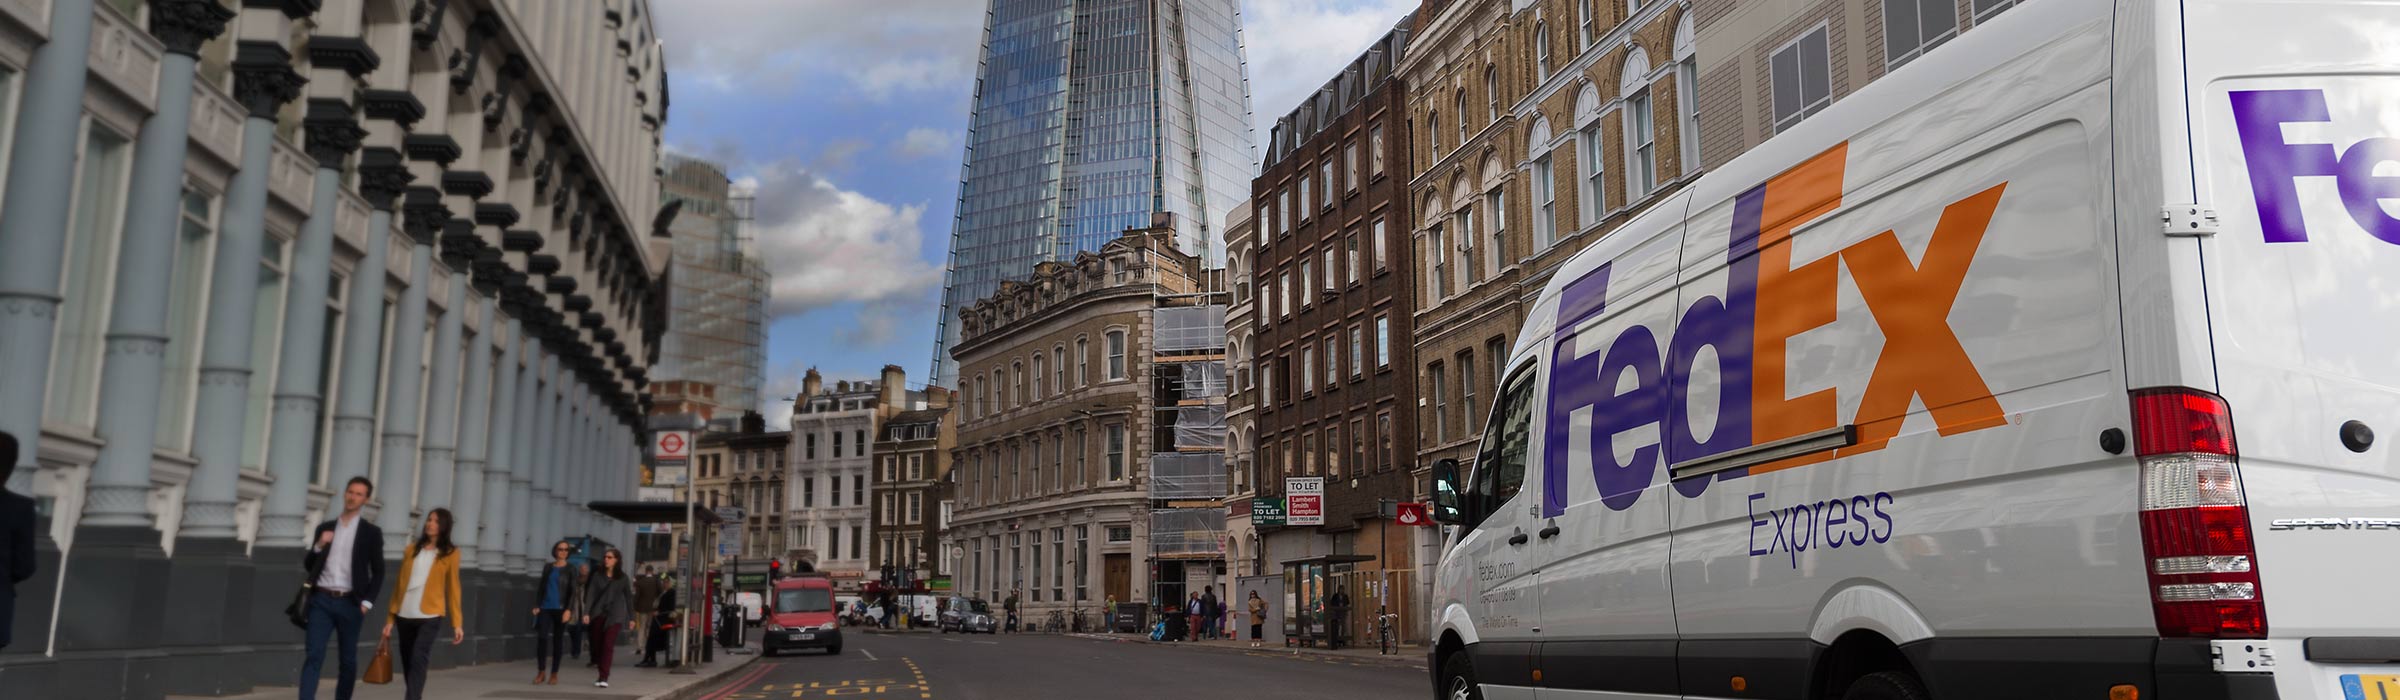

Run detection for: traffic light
[[768, 559, 781, 581]]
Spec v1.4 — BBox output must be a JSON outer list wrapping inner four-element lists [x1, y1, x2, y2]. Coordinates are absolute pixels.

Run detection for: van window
[[776, 587, 833, 613], [1463, 365, 1536, 532]]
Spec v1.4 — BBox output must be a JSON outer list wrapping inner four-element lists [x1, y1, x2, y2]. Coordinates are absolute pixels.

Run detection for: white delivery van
[[1427, 2, 2400, 700]]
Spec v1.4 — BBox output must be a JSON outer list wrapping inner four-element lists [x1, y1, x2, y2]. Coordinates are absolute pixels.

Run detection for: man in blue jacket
[[299, 476, 384, 700], [0, 432, 37, 652]]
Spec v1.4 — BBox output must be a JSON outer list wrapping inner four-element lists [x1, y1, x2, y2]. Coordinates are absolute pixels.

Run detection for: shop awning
[[586, 500, 723, 525]]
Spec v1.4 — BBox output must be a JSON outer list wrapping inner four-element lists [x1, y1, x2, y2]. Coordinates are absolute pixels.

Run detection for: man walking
[[301, 477, 386, 700], [0, 433, 38, 653], [632, 565, 660, 649], [1201, 586, 1220, 640]]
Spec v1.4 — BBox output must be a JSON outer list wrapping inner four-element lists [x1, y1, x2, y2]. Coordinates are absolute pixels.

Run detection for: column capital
[[402, 133, 463, 166], [399, 187, 449, 244], [305, 35, 381, 78], [231, 42, 307, 118], [470, 248, 508, 295], [473, 202, 520, 229], [356, 148, 415, 211], [439, 169, 494, 198], [147, 0, 237, 57], [241, 0, 322, 19], [301, 99, 365, 169], [361, 89, 427, 129], [439, 220, 482, 270]]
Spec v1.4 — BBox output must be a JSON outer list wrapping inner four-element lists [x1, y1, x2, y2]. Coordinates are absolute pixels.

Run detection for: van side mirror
[[1431, 458, 1465, 524]]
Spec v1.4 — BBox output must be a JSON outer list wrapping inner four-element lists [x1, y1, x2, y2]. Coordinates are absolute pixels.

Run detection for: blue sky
[[653, 0, 1416, 424]]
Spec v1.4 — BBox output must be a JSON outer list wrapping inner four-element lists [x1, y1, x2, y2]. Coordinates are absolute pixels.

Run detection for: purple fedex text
[[2230, 89, 2400, 244]]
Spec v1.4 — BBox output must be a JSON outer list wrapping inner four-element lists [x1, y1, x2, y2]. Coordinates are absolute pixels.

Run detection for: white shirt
[[399, 548, 438, 620], [317, 514, 361, 592]]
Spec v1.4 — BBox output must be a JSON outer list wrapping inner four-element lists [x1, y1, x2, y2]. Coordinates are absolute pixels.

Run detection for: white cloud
[[1241, 0, 1418, 147], [895, 128, 962, 160], [736, 163, 947, 323], [654, 0, 983, 102]]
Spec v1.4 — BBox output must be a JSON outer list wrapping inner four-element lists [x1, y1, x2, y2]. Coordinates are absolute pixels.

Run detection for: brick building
[[1248, 17, 1424, 645], [872, 390, 955, 591]]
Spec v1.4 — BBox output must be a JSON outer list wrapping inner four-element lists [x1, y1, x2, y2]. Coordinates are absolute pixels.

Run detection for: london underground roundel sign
[[654, 431, 691, 460]]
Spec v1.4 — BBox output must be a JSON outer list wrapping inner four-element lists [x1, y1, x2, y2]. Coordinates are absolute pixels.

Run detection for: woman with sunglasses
[[531, 541, 582, 685], [381, 508, 463, 700], [581, 548, 634, 688]]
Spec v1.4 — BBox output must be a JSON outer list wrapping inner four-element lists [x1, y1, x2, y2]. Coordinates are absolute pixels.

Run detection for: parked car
[[734, 592, 763, 624], [939, 597, 996, 634], [761, 575, 839, 656]]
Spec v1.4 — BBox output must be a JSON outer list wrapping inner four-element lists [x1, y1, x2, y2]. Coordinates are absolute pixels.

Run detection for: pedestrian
[[1185, 592, 1202, 642], [1003, 589, 1019, 633], [581, 548, 633, 688], [1104, 594, 1117, 632], [0, 433, 38, 654], [1201, 586, 1220, 639], [1326, 587, 1351, 650], [1246, 590, 1266, 648], [632, 565, 660, 648], [640, 577, 678, 667], [571, 561, 590, 664], [530, 541, 582, 685], [299, 477, 386, 700], [380, 508, 464, 700]]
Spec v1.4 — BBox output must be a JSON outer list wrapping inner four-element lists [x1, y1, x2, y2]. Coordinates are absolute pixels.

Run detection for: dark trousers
[[567, 621, 584, 657], [394, 616, 441, 700], [300, 592, 363, 700], [534, 610, 569, 673], [590, 615, 618, 681]]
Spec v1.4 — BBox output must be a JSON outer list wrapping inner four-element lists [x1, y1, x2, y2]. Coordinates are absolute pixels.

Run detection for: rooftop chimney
[[881, 365, 906, 409], [803, 368, 822, 398]]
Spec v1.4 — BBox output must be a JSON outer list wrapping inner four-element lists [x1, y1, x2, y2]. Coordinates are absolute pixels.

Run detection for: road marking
[[698, 661, 778, 700], [861, 649, 878, 661]]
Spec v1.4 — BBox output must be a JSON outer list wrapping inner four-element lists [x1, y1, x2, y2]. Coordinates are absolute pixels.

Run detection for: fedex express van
[[1427, 2, 2400, 700]]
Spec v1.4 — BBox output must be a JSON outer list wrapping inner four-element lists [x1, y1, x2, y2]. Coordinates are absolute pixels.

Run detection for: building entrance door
[[1104, 554, 1130, 604]]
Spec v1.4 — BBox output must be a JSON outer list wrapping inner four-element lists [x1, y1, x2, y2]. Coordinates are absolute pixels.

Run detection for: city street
[[697, 634, 1426, 700]]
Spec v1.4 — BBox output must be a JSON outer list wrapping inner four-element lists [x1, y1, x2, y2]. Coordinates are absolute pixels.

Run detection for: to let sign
[[1253, 497, 1287, 527], [1286, 477, 1325, 526]]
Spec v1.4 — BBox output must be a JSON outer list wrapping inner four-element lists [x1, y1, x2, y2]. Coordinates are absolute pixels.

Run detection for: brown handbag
[[362, 639, 394, 684]]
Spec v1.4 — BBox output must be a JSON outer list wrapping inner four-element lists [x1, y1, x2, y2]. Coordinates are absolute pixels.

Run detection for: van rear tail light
[[2131, 388, 2266, 639]]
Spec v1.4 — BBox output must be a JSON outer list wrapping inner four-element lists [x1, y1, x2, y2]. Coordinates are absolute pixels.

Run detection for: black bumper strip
[[1540, 640, 1679, 696], [2306, 637, 2400, 664]]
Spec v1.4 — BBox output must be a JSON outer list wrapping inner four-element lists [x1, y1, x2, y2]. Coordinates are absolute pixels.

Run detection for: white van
[[1427, 2, 2400, 700]]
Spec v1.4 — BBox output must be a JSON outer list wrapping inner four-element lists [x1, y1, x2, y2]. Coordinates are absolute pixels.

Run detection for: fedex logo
[[2231, 89, 2400, 244], [1540, 144, 2010, 517]]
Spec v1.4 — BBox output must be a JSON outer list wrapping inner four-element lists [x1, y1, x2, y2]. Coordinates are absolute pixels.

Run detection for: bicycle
[[1044, 610, 1066, 634], [1376, 608, 1398, 656], [1069, 608, 1089, 633]]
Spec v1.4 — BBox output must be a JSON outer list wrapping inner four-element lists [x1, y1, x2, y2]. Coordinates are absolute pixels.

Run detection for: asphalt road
[[693, 633, 1427, 700]]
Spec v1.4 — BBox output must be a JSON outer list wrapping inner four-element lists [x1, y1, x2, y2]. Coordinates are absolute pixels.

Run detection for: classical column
[[258, 101, 368, 544], [80, 0, 236, 530], [446, 245, 492, 563], [528, 350, 559, 554], [0, 0, 94, 493], [508, 335, 544, 573], [423, 233, 480, 550], [477, 311, 518, 573], [326, 205, 396, 497], [546, 375, 571, 541], [373, 196, 441, 554]]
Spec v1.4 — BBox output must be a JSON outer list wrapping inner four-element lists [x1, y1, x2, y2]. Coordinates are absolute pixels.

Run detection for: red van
[[762, 575, 840, 656]]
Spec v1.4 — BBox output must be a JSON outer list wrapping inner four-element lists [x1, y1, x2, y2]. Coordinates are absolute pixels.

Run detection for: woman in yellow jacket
[[382, 508, 463, 700]]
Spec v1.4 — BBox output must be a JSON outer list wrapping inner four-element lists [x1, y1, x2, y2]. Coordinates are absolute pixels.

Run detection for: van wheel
[[827, 645, 842, 655], [1440, 651, 1483, 700], [1842, 671, 1932, 700]]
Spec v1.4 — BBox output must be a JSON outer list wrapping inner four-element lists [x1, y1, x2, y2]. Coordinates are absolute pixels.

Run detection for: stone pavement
[[180, 632, 764, 700], [1065, 631, 1427, 670]]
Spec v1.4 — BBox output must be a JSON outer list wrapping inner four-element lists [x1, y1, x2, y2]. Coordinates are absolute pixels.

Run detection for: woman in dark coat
[[580, 549, 634, 688]]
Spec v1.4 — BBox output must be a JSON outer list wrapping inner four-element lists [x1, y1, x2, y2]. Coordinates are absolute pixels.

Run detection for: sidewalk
[[185, 634, 763, 700], [1066, 631, 1427, 670]]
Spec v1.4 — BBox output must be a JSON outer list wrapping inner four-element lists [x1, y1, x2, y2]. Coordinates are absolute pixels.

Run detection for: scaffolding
[[1149, 508, 1227, 558], [659, 155, 768, 422]]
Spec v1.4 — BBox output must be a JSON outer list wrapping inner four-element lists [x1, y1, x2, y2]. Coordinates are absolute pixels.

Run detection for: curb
[[640, 649, 767, 700], [1064, 633, 1427, 670]]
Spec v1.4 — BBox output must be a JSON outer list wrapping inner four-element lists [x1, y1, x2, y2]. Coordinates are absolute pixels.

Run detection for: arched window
[[1053, 345, 1066, 394], [1622, 49, 1657, 199], [1579, 0, 1595, 47], [1031, 353, 1046, 402], [1076, 337, 1090, 386], [1455, 89, 1468, 144], [1575, 85, 1606, 226], [1536, 23, 1552, 79], [1427, 110, 1441, 162], [1528, 117, 1558, 249], [1484, 65, 1499, 125], [1012, 362, 1025, 407], [1674, 13, 1701, 175]]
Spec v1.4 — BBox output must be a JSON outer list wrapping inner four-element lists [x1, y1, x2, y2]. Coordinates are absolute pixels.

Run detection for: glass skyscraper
[[930, 0, 1256, 387]]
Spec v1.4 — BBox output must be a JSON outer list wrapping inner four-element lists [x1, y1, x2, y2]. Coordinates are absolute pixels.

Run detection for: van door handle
[[1537, 525, 1561, 540], [1507, 530, 1530, 546]]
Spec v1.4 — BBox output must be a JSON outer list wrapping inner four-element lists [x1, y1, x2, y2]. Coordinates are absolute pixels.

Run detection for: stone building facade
[[0, 0, 670, 696], [949, 225, 1206, 622], [694, 411, 786, 567], [787, 365, 920, 594], [870, 390, 953, 590], [1220, 206, 1259, 580]]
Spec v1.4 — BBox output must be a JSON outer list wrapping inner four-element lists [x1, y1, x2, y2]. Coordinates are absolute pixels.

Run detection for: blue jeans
[[300, 592, 364, 700]]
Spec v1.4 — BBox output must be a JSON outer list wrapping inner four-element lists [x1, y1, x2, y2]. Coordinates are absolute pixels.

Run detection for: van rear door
[[2187, 0, 2400, 665]]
